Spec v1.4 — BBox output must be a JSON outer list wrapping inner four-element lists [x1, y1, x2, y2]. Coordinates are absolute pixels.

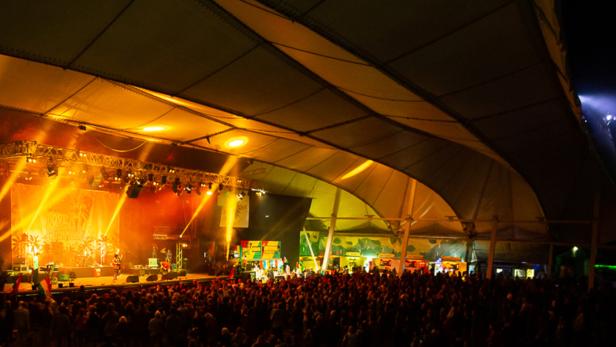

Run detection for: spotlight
[[206, 190, 213, 196], [607, 114, 613, 122], [115, 169, 122, 181], [185, 184, 192, 193], [47, 162, 58, 177], [126, 182, 142, 199], [78, 124, 87, 131], [26, 156, 37, 164]]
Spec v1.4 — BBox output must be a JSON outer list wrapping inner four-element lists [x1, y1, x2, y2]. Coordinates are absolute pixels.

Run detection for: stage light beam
[[0, 156, 26, 202], [103, 184, 131, 238], [0, 181, 77, 242], [338, 160, 373, 181], [179, 157, 238, 239], [25, 176, 61, 232], [224, 186, 238, 261]]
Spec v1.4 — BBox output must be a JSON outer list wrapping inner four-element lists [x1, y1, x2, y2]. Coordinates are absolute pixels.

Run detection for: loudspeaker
[[126, 275, 139, 283], [126, 184, 142, 199], [162, 272, 178, 280], [146, 274, 158, 282]]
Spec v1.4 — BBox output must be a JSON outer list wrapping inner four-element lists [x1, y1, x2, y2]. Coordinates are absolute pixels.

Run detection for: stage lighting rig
[[0, 141, 251, 191]]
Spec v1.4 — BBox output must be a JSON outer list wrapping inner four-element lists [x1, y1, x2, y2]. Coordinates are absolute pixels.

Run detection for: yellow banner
[[261, 240, 281, 259], [11, 182, 120, 267]]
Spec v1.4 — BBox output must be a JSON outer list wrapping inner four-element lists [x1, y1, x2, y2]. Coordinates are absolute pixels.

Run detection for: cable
[[387, 115, 458, 123], [335, 85, 425, 103], [92, 136, 147, 153], [272, 41, 369, 66]]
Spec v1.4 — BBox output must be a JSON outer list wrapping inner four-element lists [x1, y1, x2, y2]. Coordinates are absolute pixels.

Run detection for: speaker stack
[[126, 275, 139, 283], [146, 274, 158, 282], [162, 272, 178, 280]]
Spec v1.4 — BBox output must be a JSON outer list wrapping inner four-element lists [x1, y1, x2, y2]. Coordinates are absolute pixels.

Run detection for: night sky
[[562, 1, 616, 175], [562, 1, 616, 94]]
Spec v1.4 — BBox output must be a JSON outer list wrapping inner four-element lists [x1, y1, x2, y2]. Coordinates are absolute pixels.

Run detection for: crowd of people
[[0, 270, 613, 347]]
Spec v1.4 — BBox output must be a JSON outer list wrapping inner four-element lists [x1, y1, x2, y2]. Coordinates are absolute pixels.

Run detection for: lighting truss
[[0, 140, 249, 189]]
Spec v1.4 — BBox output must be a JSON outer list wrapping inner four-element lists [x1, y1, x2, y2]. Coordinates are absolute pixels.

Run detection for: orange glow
[[0, 181, 77, 242], [224, 187, 238, 260], [104, 184, 130, 237], [25, 176, 61, 232], [0, 156, 26, 202], [141, 125, 166, 132], [339, 160, 373, 180], [179, 157, 238, 238], [225, 136, 248, 149]]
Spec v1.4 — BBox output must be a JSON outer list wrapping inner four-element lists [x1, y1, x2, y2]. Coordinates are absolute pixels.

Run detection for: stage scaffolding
[[0, 140, 250, 188]]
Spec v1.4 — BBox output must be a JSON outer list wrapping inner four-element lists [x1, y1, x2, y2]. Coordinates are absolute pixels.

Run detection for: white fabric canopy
[[0, 0, 600, 243]]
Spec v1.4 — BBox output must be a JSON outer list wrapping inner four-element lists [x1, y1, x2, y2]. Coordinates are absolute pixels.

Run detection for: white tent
[[0, 0, 608, 260]]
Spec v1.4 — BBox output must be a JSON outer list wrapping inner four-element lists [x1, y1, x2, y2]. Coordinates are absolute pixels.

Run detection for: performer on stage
[[112, 252, 122, 281]]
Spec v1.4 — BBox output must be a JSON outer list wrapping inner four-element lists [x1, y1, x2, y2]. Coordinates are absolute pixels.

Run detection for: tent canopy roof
[[0, 0, 601, 241]]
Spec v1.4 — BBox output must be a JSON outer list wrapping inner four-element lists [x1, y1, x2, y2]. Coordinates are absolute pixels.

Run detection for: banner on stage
[[261, 241, 281, 259], [10, 183, 120, 268], [218, 191, 249, 228], [239, 240, 262, 260]]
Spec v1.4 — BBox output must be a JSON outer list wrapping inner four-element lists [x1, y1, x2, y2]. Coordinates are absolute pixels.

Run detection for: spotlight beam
[[179, 157, 238, 239], [103, 184, 131, 238], [25, 176, 61, 232], [0, 157, 26, 202], [0, 182, 77, 242], [224, 185, 238, 261]]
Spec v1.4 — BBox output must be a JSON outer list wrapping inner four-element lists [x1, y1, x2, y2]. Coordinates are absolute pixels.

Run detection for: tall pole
[[321, 188, 341, 272], [589, 191, 600, 290], [486, 220, 498, 279], [465, 239, 473, 264], [397, 179, 417, 276]]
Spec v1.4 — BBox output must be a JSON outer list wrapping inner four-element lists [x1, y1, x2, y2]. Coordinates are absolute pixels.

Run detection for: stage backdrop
[[11, 182, 120, 268], [236, 193, 311, 266]]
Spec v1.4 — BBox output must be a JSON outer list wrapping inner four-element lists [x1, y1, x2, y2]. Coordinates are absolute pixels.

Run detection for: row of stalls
[[298, 231, 548, 278]]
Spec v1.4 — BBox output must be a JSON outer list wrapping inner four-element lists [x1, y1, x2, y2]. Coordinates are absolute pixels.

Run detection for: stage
[[2, 272, 223, 294]]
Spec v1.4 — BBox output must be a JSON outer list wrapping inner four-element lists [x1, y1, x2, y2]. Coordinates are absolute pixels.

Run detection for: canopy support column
[[397, 179, 417, 276], [465, 239, 473, 264], [589, 192, 600, 290], [486, 221, 498, 279], [321, 188, 341, 272]]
